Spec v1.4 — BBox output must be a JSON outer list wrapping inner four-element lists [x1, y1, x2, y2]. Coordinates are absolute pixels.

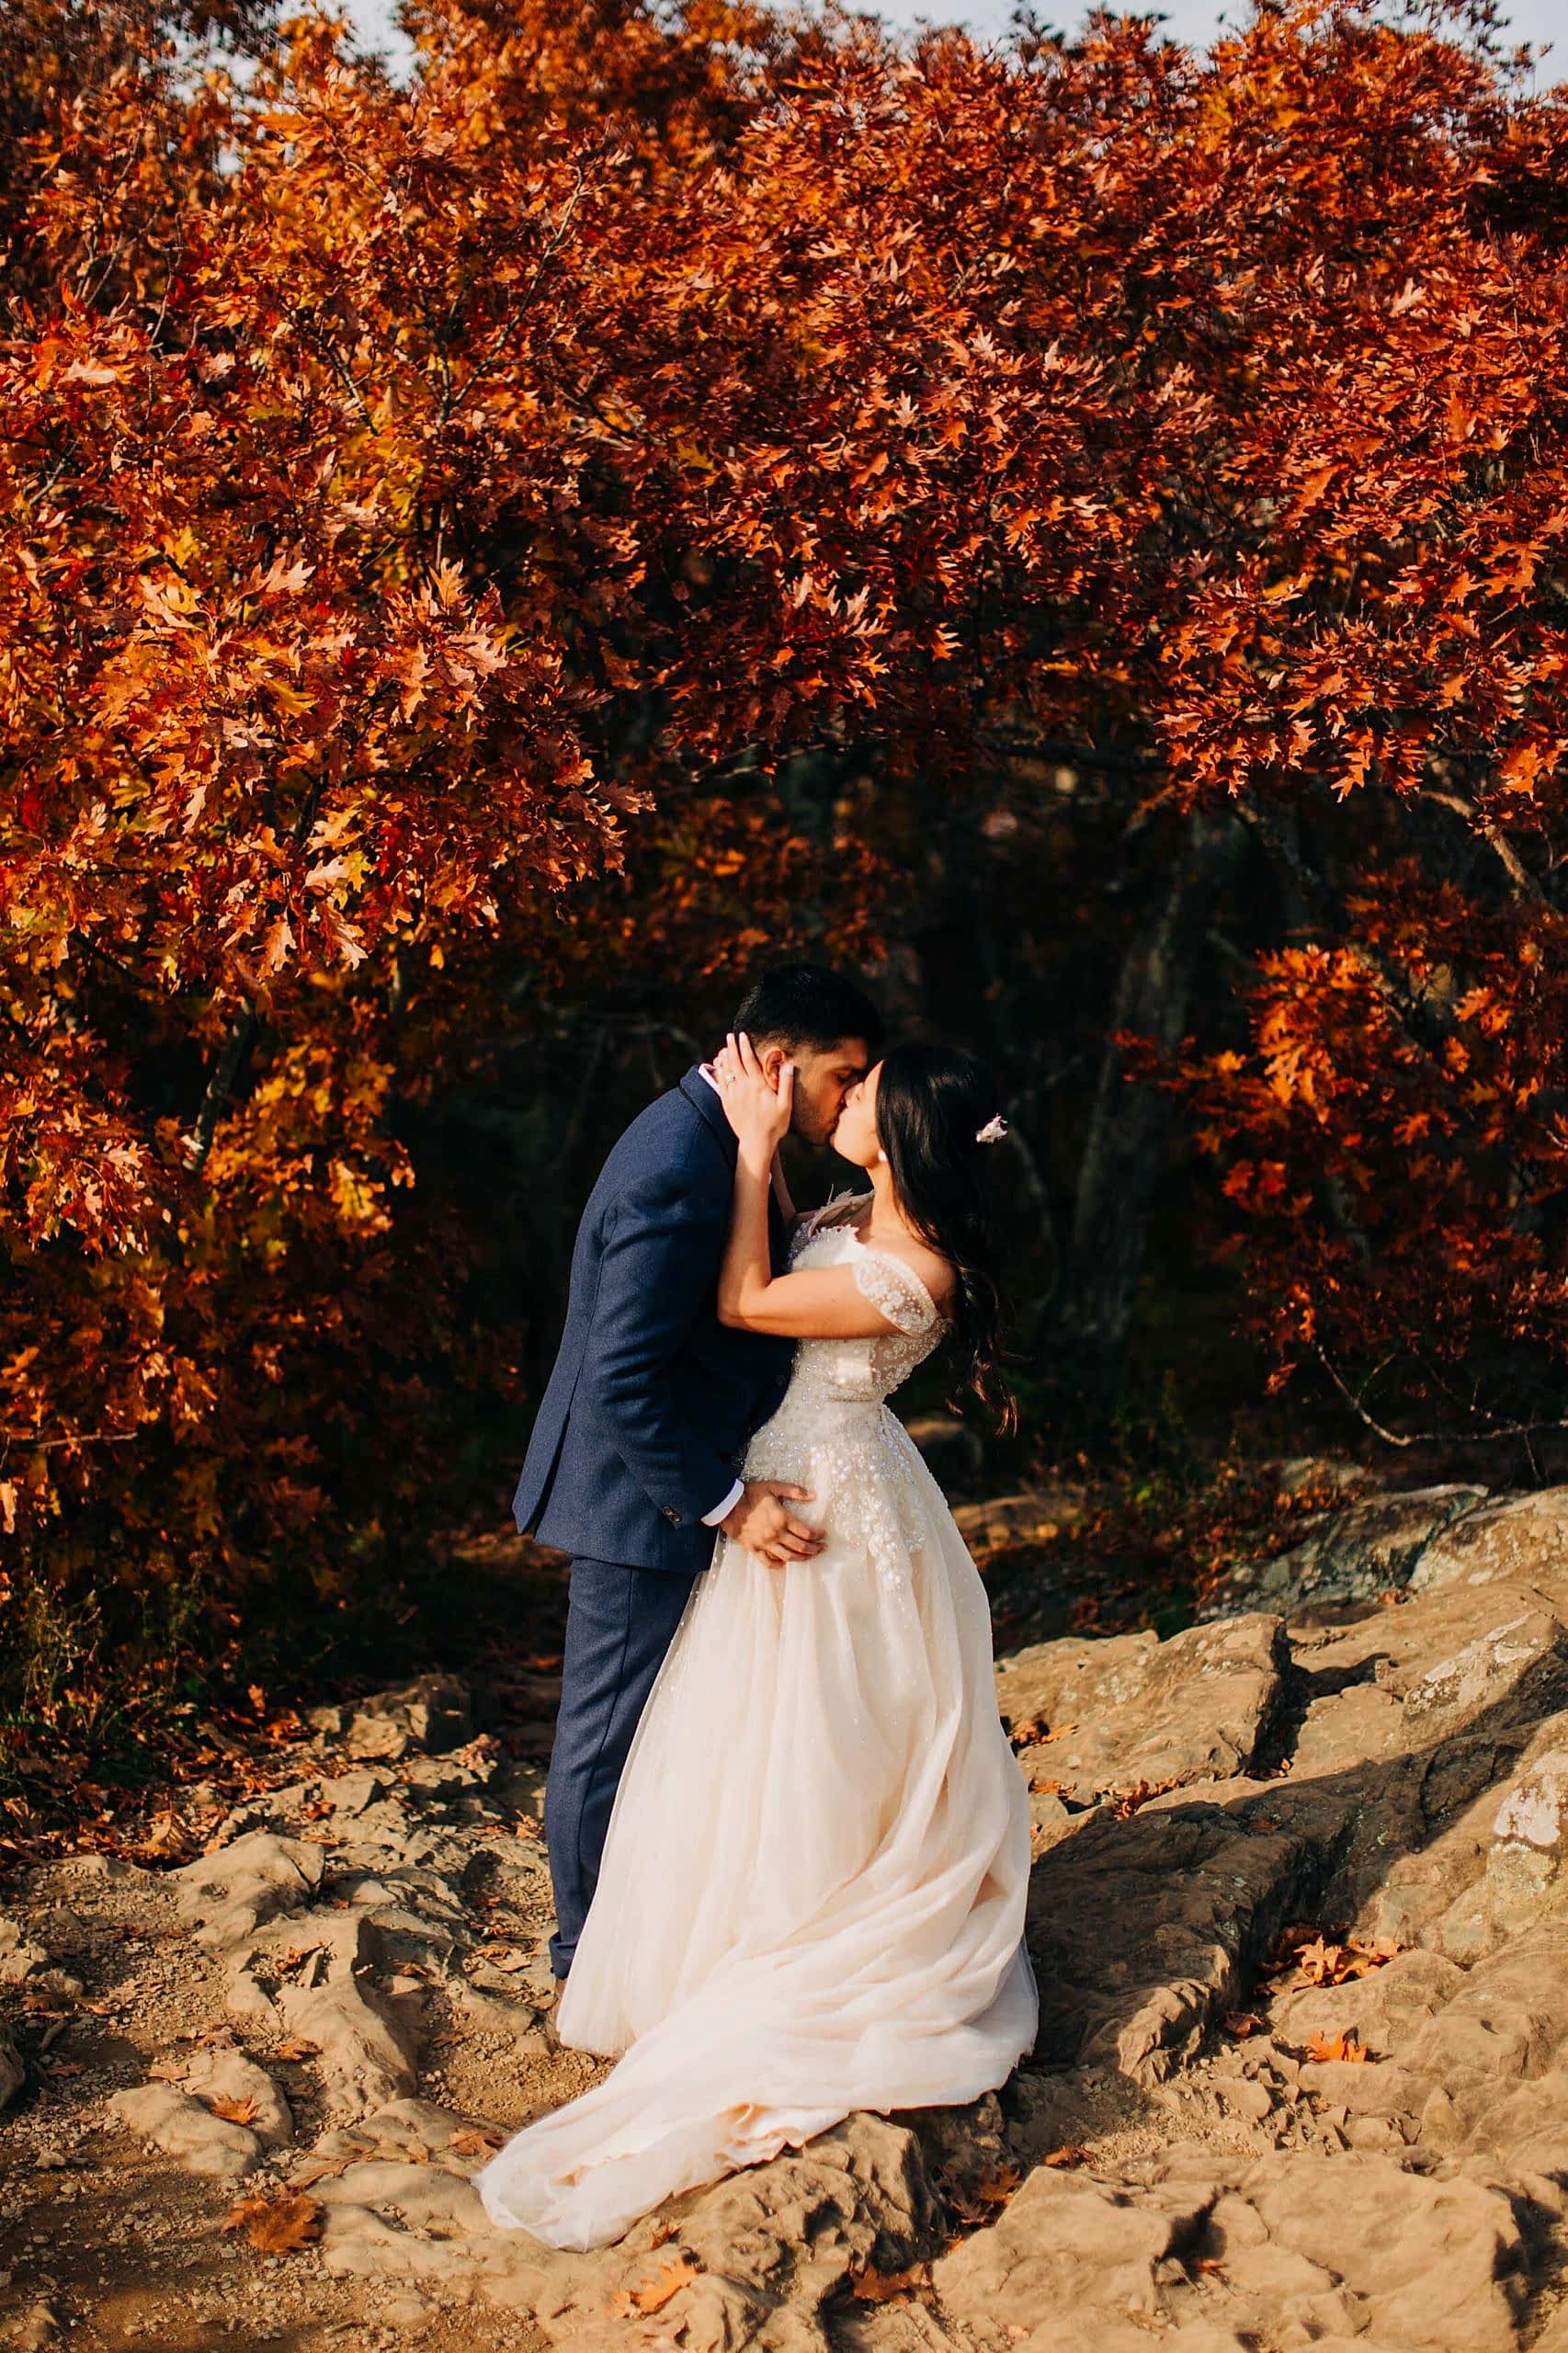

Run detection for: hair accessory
[[975, 1114, 1009, 1145]]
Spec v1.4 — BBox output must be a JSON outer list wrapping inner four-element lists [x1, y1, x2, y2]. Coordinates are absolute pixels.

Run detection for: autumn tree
[[5, 0, 1568, 1762]]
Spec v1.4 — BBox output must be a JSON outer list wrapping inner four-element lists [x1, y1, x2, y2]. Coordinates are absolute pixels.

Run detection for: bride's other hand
[[713, 1031, 792, 1156]]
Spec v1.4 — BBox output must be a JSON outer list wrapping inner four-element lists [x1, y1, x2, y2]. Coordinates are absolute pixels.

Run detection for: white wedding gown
[[475, 1193, 1040, 2252]]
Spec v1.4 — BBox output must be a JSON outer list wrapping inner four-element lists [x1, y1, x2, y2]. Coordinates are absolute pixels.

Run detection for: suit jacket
[[512, 1066, 796, 1573]]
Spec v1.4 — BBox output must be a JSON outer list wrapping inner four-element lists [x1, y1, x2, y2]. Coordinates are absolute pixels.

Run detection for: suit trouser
[[544, 1554, 702, 1979]]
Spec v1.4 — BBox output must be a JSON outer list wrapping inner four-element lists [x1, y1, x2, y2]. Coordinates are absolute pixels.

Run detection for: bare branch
[[1312, 1337, 1568, 1449]]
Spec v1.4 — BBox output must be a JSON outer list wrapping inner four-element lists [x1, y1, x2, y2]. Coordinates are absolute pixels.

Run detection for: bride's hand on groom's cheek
[[714, 1033, 792, 1154]]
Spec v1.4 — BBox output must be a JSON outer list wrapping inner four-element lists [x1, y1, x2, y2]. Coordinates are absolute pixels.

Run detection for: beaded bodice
[[736, 1194, 948, 1590], [777, 1192, 944, 1405]]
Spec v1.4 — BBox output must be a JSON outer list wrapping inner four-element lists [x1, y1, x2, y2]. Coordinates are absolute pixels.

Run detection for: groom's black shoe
[[540, 1972, 569, 2054]]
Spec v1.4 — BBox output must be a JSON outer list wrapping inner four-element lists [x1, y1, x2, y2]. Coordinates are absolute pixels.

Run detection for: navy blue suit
[[515, 1067, 794, 1973]]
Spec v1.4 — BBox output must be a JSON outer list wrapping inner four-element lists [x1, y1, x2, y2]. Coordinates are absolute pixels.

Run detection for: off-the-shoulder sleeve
[[850, 1244, 938, 1336]]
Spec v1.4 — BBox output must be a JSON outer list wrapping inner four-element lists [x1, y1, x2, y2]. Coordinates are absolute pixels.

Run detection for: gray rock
[[1026, 1790, 1323, 2081], [1403, 1609, 1568, 1740], [0, 1915, 51, 1984], [1409, 1489, 1568, 1599], [0, 2023, 23, 2111], [322, 1768, 392, 1817], [932, 2161, 1215, 2340], [181, 2045, 294, 2147], [336, 1675, 473, 1764], [6, 2301, 62, 2352], [953, 1488, 1086, 1554], [480, 2110, 949, 2349], [1426, 1756, 1568, 1961], [110, 2081, 264, 2179], [1232, 2150, 1526, 2351], [173, 1829, 326, 1949], [997, 1612, 1289, 1804], [1202, 1483, 1489, 1620], [277, 1970, 418, 2121], [1272, 1455, 1383, 1500]]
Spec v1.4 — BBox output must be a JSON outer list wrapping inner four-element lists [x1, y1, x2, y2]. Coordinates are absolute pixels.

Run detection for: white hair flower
[[974, 1114, 1009, 1145]]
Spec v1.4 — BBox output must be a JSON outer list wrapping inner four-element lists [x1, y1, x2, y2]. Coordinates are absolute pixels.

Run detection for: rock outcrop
[[4, 1478, 1568, 2349]]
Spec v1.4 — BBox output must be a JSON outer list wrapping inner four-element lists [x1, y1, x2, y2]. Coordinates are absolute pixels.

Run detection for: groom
[[513, 962, 883, 2018]]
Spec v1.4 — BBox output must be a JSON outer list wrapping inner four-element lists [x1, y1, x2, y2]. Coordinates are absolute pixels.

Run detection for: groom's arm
[[576, 1170, 748, 1529]]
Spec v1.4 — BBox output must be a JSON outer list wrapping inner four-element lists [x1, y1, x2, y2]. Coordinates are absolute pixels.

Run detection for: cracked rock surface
[[4, 1495, 1568, 2349]]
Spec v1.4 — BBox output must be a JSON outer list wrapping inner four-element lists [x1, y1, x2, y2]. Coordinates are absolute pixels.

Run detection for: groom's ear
[[758, 1042, 790, 1092]]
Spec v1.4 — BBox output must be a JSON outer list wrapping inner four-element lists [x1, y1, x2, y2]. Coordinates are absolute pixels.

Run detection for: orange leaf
[[273, 2037, 321, 2061], [1305, 2028, 1368, 2063], [972, 2165, 1022, 2202], [849, 2261, 935, 2305], [208, 2094, 259, 2125], [609, 2252, 702, 2315], [222, 2191, 324, 2254]]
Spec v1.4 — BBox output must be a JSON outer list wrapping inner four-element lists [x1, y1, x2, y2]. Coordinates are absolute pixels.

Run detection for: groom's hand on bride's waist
[[721, 1480, 824, 1568]]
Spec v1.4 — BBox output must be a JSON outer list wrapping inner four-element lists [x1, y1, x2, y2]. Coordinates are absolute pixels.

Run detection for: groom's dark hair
[[732, 962, 883, 1057]]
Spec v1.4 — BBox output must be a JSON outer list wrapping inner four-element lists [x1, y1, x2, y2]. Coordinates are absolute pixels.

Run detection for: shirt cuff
[[701, 1478, 745, 1528]]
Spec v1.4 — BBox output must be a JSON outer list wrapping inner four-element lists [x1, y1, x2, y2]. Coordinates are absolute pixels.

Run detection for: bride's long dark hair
[[875, 1042, 1017, 1436]]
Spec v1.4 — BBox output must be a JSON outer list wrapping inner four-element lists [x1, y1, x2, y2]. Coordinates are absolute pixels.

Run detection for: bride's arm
[[719, 1148, 898, 1338], [714, 1035, 916, 1340]]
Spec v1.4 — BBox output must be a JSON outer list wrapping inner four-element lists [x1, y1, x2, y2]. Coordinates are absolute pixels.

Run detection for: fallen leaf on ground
[[208, 2095, 259, 2125], [1044, 2143, 1091, 2167], [222, 2191, 324, 2253], [1107, 1776, 1182, 1817], [448, 2127, 503, 2156], [273, 2037, 321, 2061], [1011, 1715, 1079, 1747], [1305, 2028, 1369, 2063], [945, 2161, 1023, 2226], [478, 1944, 531, 1972], [609, 2252, 703, 2314], [1222, 2010, 1263, 2038], [849, 2261, 935, 2305], [973, 2165, 1021, 2200], [1263, 1925, 1400, 1990], [289, 2154, 352, 2187]]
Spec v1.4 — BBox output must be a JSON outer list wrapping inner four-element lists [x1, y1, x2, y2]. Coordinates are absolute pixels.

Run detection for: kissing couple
[[476, 963, 1039, 2252]]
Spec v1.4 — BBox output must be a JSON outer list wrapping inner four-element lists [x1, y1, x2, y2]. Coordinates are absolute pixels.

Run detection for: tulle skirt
[[475, 1409, 1039, 2252]]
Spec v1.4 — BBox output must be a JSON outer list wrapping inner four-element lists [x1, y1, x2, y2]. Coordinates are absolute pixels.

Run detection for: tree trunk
[[1050, 804, 1244, 1413]]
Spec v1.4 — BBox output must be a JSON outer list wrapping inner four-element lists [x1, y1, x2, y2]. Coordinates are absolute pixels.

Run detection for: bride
[[476, 1031, 1039, 2251]]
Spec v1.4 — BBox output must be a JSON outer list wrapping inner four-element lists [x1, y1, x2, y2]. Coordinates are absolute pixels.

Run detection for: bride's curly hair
[[875, 1042, 1017, 1436]]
